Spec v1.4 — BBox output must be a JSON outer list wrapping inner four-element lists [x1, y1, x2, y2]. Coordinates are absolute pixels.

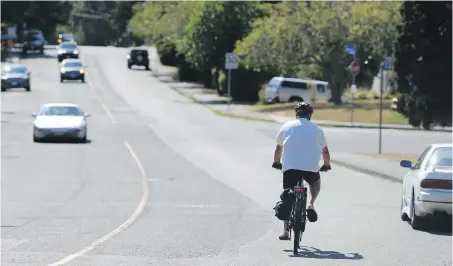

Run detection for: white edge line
[[47, 141, 149, 266]]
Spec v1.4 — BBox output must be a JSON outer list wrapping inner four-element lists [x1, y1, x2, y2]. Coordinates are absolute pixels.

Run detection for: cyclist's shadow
[[284, 246, 364, 260]]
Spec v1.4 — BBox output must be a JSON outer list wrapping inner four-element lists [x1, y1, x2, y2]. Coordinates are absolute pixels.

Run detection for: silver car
[[32, 103, 90, 143], [1, 64, 31, 91]]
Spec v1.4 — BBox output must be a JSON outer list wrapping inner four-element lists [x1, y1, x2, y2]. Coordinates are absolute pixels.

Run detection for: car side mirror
[[84, 113, 90, 118], [400, 160, 413, 169], [31, 112, 36, 117]]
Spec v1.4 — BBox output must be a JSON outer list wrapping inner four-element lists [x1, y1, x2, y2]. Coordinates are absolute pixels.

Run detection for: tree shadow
[[284, 246, 364, 260], [21, 52, 56, 60]]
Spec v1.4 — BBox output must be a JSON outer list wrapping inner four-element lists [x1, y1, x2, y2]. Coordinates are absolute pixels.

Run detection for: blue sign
[[383, 61, 393, 70], [345, 44, 356, 55]]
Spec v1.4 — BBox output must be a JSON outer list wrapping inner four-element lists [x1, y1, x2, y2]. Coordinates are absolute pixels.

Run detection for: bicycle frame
[[288, 179, 308, 254]]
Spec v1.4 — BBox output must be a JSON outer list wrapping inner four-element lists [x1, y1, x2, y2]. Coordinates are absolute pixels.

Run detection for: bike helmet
[[295, 101, 313, 117]]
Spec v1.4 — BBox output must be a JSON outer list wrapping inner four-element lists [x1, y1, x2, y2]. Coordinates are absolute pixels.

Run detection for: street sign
[[350, 61, 360, 76], [383, 61, 393, 71], [225, 52, 239, 69], [351, 84, 357, 93], [345, 44, 356, 55]]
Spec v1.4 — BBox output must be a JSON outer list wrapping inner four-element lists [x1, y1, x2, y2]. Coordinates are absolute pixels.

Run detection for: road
[[1, 46, 451, 266]]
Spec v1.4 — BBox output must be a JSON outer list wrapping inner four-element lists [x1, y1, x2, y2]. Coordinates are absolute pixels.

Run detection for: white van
[[264, 77, 330, 103]]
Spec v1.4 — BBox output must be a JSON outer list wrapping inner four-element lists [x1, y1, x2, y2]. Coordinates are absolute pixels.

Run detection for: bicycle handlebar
[[272, 162, 331, 172]]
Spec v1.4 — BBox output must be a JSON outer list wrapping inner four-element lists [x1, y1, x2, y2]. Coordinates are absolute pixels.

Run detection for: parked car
[[127, 48, 150, 70], [22, 31, 45, 54], [32, 103, 89, 143], [264, 77, 331, 104], [60, 59, 85, 83], [400, 143, 452, 230], [1, 64, 31, 91], [57, 42, 79, 62]]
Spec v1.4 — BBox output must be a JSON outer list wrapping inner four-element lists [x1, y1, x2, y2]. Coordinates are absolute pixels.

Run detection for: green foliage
[[394, 2, 452, 129], [177, 1, 261, 71], [235, 2, 402, 103]]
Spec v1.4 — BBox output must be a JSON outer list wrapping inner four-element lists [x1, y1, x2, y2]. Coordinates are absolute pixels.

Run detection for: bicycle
[[272, 162, 331, 255]]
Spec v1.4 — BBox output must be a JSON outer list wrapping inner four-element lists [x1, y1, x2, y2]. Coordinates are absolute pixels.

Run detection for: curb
[[331, 159, 403, 184]]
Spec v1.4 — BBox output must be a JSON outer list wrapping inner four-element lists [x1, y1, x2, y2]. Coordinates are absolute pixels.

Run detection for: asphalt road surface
[[1, 47, 451, 266]]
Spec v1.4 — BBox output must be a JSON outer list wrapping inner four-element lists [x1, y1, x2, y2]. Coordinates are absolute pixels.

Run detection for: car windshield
[[63, 62, 82, 68], [131, 50, 147, 56], [25, 34, 41, 41], [426, 147, 453, 168], [39, 106, 83, 116], [61, 43, 76, 49], [6, 66, 27, 74], [62, 34, 74, 40]]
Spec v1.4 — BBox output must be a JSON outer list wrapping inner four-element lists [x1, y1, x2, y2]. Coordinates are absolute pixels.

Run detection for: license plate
[[54, 132, 64, 136], [137, 55, 143, 61], [70, 73, 76, 77], [11, 82, 17, 86]]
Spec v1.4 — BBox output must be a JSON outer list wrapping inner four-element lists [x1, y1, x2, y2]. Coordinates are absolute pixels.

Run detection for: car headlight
[[80, 69, 85, 74], [73, 50, 79, 54], [61, 69, 66, 74], [58, 49, 66, 54]]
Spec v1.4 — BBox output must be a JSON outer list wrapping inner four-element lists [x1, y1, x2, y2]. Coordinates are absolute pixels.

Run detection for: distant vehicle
[[127, 48, 150, 70], [22, 31, 45, 54], [400, 143, 452, 230], [60, 59, 85, 83], [264, 77, 331, 104], [1, 64, 31, 91], [57, 42, 79, 62], [32, 103, 89, 143], [58, 33, 75, 44]]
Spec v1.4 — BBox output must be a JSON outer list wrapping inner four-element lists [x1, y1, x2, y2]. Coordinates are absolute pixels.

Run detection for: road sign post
[[378, 57, 393, 154], [349, 59, 360, 125], [225, 52, 239, 110]]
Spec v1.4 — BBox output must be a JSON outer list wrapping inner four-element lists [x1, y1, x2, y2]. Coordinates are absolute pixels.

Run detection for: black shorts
[[283, 169, 320, 189]]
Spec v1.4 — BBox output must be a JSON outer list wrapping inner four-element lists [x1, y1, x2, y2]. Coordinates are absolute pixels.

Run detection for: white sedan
[[32, 103, 89, 143], [400, 143, 452, 230]]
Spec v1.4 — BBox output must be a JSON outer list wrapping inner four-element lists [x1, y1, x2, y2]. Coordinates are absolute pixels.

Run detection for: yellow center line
[[47, 141, 149, 265]]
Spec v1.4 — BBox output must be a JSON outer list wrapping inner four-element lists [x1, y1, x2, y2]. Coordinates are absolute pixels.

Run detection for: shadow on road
[[284, 246, 364, 260], [35, 139, 92, 144], [422, 218, 452, 236], [21, 52, 56, 60]]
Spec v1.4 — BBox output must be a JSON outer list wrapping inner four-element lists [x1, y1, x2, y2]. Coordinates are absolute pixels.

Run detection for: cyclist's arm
[[274, 126, 285, 163], [320, 129, 330, 166]]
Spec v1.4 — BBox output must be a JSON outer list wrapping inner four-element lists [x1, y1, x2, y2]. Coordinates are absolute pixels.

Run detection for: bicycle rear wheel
[[293, 199, 302, 255]]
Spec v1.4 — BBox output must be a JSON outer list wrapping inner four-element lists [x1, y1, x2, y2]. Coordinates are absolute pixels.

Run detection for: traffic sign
[[225, 52, 239, 69], [350, 61, 360, 76], [345, 44, 356, 55], [383, 61, 393, 71]]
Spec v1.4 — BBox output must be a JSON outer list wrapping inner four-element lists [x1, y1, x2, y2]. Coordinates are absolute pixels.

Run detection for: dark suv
[[22, 32, 45, 54], [127, 49, 150, 70]]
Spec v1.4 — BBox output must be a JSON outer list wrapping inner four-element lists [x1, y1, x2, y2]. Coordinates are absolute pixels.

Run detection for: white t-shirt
[[276, 118, 327, 172]]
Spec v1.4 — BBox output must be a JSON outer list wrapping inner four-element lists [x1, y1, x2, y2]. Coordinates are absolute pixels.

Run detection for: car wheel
[[145, 65, 150, 70], [40, 48, 44, 55], [288, 96, 303, 102], [400, 197, 410, 221], [128, 64, 132, 69], [81, 77, 85, 83], [1, 87, 6, 92], [410, 191, 424, 230], [25, 86, 31, 91], [33, 135, 40, 142], [60, 76, 64, 83]]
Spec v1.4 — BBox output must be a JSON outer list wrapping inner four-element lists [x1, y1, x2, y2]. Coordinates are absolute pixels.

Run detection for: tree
[[235, 2, 402, 104], [394, 1, 452, 129]]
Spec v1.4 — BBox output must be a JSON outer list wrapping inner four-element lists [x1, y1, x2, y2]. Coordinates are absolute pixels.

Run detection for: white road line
[[47, 142, 149, 266], [80, 50, 116, 124]]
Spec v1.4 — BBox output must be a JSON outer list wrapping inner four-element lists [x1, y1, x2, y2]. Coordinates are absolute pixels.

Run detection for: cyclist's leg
[[280, 170, 301, 240], [303, 171, 321, 222]]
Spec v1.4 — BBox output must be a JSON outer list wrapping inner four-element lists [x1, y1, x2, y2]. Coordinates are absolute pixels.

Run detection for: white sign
[[351, 84, 357, 92], [225, 52, 239, 69]]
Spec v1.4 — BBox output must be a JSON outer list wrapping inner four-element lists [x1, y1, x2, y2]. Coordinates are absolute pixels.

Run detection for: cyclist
[[273, 101, 331, 240]]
